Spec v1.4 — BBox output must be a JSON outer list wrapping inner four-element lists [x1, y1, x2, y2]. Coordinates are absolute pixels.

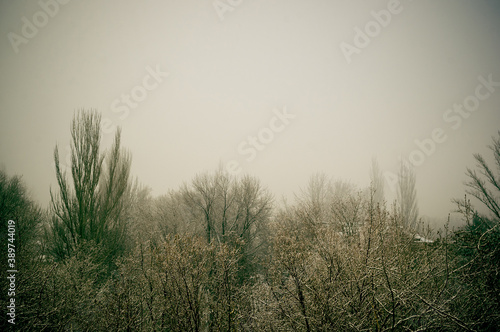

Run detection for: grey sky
[[1, 0, 499, 221]]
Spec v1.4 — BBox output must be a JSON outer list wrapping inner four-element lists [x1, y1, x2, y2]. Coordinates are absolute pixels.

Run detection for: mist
[[1, 0, 500, 235]]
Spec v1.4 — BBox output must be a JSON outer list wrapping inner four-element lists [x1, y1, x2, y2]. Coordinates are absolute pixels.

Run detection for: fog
[[1, 0, 500, 223]]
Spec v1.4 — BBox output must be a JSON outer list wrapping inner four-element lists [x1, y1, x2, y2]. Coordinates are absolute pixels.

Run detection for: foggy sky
[[1, 0, 500, 222]]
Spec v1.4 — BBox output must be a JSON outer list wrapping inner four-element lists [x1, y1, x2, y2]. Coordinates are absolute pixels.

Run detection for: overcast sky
[[1, 0, 499, 221]]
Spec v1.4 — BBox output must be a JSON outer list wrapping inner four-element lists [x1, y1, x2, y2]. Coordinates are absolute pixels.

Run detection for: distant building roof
[[413, 234, 434, 243]]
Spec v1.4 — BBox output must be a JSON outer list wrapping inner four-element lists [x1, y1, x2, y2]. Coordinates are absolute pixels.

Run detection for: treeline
[[0, 110, 499, 331]]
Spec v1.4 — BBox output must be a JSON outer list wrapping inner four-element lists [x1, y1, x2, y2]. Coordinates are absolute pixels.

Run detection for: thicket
[[1, 112, 498, 331]]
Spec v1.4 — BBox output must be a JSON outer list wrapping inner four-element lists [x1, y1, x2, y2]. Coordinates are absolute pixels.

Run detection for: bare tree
[[328, 179, 365, 237], [181, 169, 221, 243], [126, 179, 159, 244], [369, 157, 385, 206], [49, 110, 131, 261], [456, 131, 500, 221], [0, 169, 42, 255], [181, 166, 272, 245], [451, 132, 500, 330], [0, 170, 44, 330], [295, 173, 331, 227], [181, 166, 272, 281], [396, 161, 419, 229], [331, 190, 365, 237]]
